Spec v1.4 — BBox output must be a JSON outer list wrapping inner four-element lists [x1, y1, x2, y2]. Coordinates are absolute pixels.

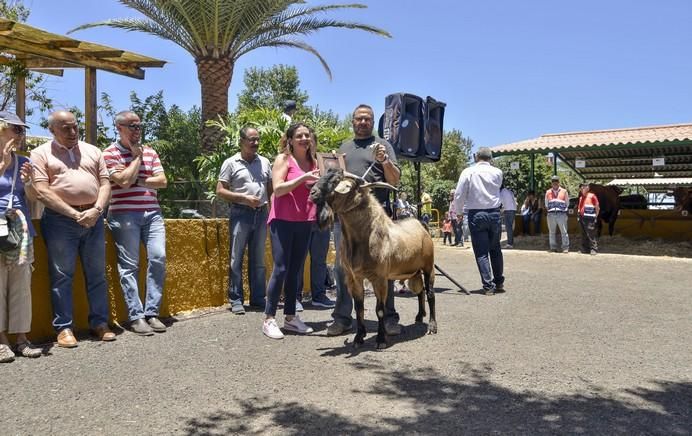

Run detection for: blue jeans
[[503, 210, 516, 246], [547, 212, 569, 250], [228, 205, 268, 307], [522, 211, 542, 235], [107, 210, 166, 321], [265, 220, 312, 317], [41, 209, 110, 331], [468, 209, 504, 291], [331, 221, 399, 327], [309, 224, 330, 300]]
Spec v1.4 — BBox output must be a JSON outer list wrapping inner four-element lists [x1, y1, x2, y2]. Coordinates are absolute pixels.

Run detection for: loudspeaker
[[378, 93, 423, 159], [422, 96, 446, 162], [378, 93, 446, 163]]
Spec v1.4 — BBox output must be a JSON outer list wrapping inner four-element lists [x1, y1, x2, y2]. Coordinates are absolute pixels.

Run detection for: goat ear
[[361, 181, 398, 192], [335, 180, 352, 194]]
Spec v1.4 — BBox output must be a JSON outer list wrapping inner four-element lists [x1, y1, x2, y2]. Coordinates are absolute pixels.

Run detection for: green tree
[[237, 64, 308, 112], [0, 0, 53, 116], [70, 0, 390, 153]]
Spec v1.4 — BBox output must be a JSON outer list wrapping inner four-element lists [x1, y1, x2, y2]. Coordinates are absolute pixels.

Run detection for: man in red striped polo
[[104, 111, 168, 336]]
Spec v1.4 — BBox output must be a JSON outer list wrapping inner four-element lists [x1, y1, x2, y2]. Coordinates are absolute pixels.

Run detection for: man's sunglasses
[[11, 125, 25, 135], [119, 123, 143, 131]]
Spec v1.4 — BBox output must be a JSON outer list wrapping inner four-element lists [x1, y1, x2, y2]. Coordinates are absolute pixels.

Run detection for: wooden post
[[15, 71, 26, 120], [84, 67, 97, 145]]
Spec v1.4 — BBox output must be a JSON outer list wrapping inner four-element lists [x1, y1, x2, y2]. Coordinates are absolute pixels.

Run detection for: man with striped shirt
[[104, 111, 168, 336]]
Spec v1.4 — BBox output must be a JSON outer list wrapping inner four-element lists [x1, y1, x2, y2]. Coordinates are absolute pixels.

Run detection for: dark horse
[[577, 184, 622, 236]]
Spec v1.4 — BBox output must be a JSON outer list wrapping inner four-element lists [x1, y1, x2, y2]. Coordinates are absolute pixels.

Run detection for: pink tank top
[[268, 155, 317, 223]]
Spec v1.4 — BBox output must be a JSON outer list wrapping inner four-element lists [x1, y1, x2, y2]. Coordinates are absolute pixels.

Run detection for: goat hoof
[[376, 341, 388, 350], [354, 334, 365, 346], [427, 321, 438, 335]]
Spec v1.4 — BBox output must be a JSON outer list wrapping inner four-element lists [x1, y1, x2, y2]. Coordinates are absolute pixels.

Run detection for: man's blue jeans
[[41, 209, 110, 331], [228, 205, 268, 307], [468, 209, 504, 291], [309, 224, 330, 300], [107, 210, 166, 321], [331, 221, 398, 328]]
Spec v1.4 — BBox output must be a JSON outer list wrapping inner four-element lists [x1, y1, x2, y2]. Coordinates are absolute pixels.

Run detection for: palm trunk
[[196, 57, 233, 153]]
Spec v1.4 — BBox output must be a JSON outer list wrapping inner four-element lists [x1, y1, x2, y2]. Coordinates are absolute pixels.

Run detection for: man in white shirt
[[453, 147, 505, 295]]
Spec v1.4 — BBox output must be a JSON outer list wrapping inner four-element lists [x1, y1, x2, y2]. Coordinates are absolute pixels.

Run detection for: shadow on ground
[[182, 362, 691, 435]]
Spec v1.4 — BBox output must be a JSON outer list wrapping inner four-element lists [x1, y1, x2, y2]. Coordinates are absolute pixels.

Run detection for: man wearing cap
[[453, 147, 505, 295], [31, 110, 114, 347], [544, 175, 570, 253], [577, 182, 600, 255]]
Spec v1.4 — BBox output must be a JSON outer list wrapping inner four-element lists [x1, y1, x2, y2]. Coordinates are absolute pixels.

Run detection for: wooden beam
[[0, 34, 145, 79], [85, 67, 97, 145], [82, 49, 125, 58], [46, 39, 81, 49], [0, 20, 15, 31], [31, 68, 64, 77]]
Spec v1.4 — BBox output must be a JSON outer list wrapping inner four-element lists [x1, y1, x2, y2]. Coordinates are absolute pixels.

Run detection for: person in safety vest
[[544, 175, 570, 253], [577, 182, 600, 255]]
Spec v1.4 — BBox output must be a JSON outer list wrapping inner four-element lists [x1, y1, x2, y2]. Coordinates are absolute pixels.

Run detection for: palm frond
[[236, 38, 332, 79]]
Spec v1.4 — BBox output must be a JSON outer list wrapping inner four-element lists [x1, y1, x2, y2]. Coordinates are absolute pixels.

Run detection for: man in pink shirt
[[31, 110, 114, 347]]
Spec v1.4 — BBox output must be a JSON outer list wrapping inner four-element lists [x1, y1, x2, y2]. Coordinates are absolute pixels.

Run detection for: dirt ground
[[1, 244, 690, 435]]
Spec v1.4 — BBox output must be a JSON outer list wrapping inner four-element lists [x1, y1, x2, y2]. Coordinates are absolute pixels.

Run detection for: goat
[[309, 168, 436, 349]]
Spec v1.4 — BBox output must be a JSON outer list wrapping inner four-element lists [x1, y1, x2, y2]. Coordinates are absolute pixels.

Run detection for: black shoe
[[130, 318, 154, 336], [495, 284, 505, 293]]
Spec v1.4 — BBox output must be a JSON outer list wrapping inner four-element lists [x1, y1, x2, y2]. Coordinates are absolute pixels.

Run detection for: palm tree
[[70, 0, 390, 152]]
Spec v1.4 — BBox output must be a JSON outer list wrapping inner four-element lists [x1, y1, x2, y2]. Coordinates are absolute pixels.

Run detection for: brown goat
[[309, 169, 436, 349]]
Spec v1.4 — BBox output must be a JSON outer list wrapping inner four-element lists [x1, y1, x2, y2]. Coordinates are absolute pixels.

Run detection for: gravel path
[[2, 246, 690, 435]]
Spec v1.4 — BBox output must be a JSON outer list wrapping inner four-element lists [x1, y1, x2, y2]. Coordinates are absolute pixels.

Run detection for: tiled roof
[[491, 123, 692, 154]]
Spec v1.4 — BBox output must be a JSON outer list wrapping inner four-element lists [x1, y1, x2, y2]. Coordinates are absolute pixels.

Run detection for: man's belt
[[231, 203, 267, 212], [71, 203, 95, 212]]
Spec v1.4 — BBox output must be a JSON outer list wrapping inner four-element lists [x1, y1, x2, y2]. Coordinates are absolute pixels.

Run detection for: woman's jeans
[[503, 210, 516, 246], [41, 209, 109, 331], [265, 220, 312, 317], [107, 210, 166, 321]]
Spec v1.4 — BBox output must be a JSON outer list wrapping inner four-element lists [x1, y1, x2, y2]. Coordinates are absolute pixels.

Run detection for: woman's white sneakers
[[263, 318, 284, 339], [263, 315, 314, 339], [283, 315, 314, 334]]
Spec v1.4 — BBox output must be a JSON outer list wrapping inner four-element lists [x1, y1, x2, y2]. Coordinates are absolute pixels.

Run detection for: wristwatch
[[94, 205, 104, 213]]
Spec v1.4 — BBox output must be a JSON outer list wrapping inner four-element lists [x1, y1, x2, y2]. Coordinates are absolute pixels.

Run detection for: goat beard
[[316, 203, 334, 231]]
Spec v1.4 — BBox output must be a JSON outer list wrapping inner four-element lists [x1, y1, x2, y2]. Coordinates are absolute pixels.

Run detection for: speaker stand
[[414, 162, 470, 295]]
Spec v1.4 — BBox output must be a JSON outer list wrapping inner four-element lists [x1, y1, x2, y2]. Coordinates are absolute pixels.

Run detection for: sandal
[[15, 341, 42, 358], [0, 343, 15, 363]]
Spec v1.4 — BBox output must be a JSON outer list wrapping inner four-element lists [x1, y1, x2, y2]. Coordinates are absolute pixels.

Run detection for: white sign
[[510, 161, 520, 170], [575, 159, 586, 168], [652, 157, 665, 166]]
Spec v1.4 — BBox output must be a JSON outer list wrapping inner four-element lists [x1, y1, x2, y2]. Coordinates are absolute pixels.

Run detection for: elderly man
[[216, 126, 272, 314], [104, 111, 168, 336], [31, 110, 114, 347], [327, 104, 403, 336], [454, 147, 505, 295], [545, 175, 570, 253]]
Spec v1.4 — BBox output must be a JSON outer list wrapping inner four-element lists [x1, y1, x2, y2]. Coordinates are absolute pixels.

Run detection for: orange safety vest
[[578, 192, 599, 218], [546, 188, 568, 213]]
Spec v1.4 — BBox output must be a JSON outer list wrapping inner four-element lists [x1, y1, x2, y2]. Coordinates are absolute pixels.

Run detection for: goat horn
[[361, 181, 398, 192]]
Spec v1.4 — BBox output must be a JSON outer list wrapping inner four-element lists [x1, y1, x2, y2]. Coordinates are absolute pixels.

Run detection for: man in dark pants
[[453, 147, 505, 295], [577, 182, 600, 255], [327, 104, 402, 336]]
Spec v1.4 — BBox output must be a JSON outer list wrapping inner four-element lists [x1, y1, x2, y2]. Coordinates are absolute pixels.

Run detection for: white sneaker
[[295, 300, 304, 312], [263, 318, 284, 339], [283, 315, 314, 334]]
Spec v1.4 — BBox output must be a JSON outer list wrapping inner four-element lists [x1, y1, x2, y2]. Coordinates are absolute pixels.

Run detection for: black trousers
[[579, 216, 598, 252]]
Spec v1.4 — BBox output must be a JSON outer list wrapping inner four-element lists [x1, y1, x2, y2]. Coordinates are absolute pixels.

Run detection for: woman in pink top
[[263, 123, 321, 340]]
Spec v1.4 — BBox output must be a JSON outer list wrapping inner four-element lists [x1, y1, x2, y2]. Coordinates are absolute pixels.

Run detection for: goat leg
[[353, 291, 366, 347], [375, 298, 387, 349], [425, 270, 437, 334], [415, 289, 426, 323]]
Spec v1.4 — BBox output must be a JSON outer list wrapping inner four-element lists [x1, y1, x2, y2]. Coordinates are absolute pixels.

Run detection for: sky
[[18, 0, 692, 149]]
